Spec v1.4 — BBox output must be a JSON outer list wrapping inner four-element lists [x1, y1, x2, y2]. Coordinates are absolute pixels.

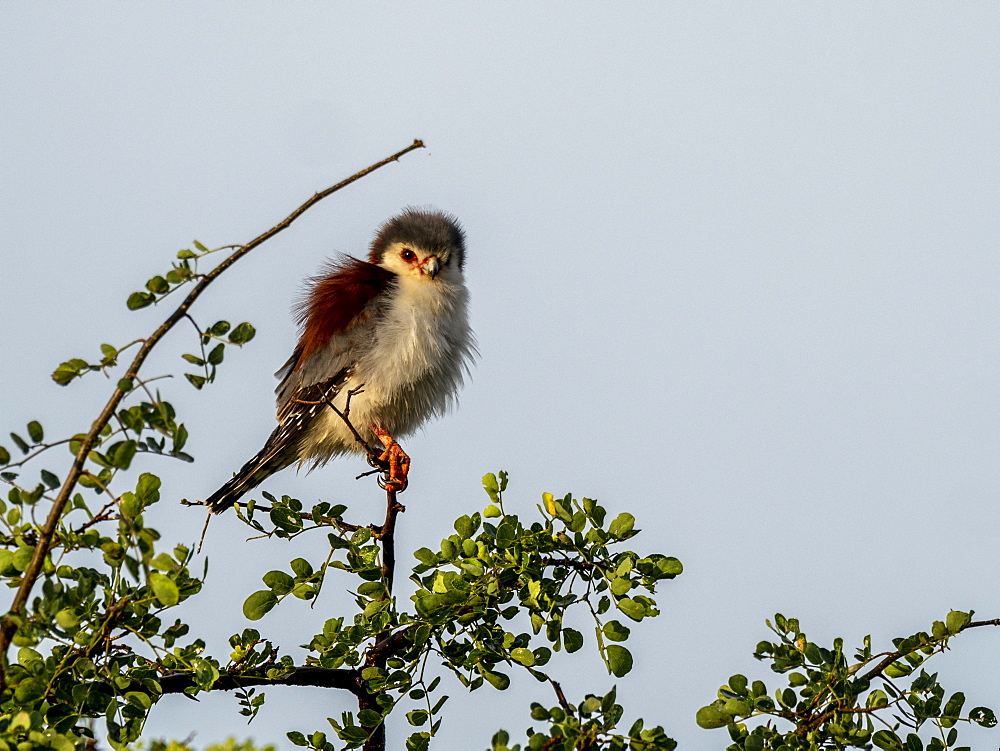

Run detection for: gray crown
[[369, 208, 466, 270]]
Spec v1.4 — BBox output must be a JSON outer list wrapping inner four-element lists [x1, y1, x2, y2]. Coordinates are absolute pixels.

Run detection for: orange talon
[[371, 425, 410, 492]]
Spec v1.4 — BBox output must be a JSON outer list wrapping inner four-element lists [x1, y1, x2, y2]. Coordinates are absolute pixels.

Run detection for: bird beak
[[422, 257, 440, 279]]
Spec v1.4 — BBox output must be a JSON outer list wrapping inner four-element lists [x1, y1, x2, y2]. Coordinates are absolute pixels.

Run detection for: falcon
[[205, 208, 475, 513]]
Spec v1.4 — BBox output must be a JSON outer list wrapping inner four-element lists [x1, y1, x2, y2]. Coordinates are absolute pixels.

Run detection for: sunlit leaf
[[149, 572, 180, 606], [606, 644, 633, 677], [243, 590, 278, 620]]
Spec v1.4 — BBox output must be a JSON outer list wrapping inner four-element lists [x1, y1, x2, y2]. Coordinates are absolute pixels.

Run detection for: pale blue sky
[[2, 4, 999, 749]]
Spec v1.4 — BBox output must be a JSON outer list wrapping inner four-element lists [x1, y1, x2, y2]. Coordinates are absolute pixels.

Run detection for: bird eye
[[400, 249, 416, 262]]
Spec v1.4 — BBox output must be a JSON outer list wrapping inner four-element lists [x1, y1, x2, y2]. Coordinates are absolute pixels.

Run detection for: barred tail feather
[[207, 369, 346, 513], [205, 431, 298, 513]]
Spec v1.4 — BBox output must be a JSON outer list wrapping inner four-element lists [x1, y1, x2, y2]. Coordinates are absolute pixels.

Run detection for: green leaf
[[165, 269, 186, 284], [10, 433, 29, 454], [146, 275, 169, 294], [55, 608, 81, 631], [0, 446, 9, 465], [26, 421, 43, 443], [149, 573, 180, 606], [270, 506, 303, 532], [723, 697, 751, 718], [482, 473, 500, 503], [970, 706, 998, 728], [657, 556, 683, 577], [413, 547, 438, 566], [127, 292, 155, 310], [728, 674, 748, 696], [40, 469, 59, 490], [454, 514, 478, 539], [610, 577, 632, 596], [942, 691, 966, 726], [14, 677, 46, 703], [290, 557, 313, 578], [483, 504, 501, 518], [563, 628, 584, 653], [494, 522, 515, 548], [110, 440, 137, 470], [120, 492, 141, 519], [52, 366, 77, 385], [511, 647, 535, 666], [263, 570, 295, 595], [136, 473, 161, 504], [228, 322, 256, 345], [173, 423, 188, 453], [18, 647, 43, 668], [406, 710, 429, 727], [286, 732, 307, 746], [945, 610, 970, 635], [804, 641, 823, 664], [243, 590, 278, 620], [602, 620, 631, 642], [207, 343, 225, 365], [151, 552, 178, 572], [12, 546, 35, 571], [885, 661, 912, 678], [125, 691, 152, 710], [606, 644, 633, 676], [872, 730, 903, 750], [340, 726, 369, 745], [617, 597, 646, 622], [695, 704, 730, 729], [482, 669, 510, 690], [357, 581, 385, 598], [608, 512, 636, 538]]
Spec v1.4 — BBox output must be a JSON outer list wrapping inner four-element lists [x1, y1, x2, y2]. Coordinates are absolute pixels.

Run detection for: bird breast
[[300, 276, 474, 463]]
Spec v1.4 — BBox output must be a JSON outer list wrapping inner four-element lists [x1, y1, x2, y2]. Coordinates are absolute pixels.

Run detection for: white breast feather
[[297, 275, 474, 466]]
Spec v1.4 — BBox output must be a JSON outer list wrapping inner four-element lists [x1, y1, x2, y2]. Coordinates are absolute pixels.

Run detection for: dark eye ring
[[401, 249, 416, 262]]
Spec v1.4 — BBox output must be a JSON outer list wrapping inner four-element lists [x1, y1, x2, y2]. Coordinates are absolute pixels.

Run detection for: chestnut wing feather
[[275, 256, 394, 409]]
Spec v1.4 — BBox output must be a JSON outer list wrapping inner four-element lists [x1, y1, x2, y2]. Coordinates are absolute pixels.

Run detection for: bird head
[[369, 208, 466, 282]]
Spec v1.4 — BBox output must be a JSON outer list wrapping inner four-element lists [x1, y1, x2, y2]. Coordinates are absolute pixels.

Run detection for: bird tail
[[205, 428, 298, 513]]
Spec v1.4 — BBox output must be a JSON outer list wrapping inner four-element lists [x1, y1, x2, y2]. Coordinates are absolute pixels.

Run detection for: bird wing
[[275, 255, 395, 409], [206, 256, 394, 513]]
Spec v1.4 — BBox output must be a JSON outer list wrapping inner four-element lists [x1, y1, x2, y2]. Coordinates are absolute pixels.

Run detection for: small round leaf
[[243, 590, 277, 620]]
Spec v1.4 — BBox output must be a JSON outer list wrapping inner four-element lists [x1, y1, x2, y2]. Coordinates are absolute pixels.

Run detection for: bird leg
[[370, 425, 409, 492]]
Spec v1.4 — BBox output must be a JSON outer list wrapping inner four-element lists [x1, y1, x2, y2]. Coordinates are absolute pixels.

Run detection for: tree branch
[[157, 666, 362, 696], [858, 617, 1000, 682], [373, 490, 403, 592], [0, 139, 426, 691]]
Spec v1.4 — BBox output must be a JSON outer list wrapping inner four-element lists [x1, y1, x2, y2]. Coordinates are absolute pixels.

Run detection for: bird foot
[[371, 425, 409, 492]]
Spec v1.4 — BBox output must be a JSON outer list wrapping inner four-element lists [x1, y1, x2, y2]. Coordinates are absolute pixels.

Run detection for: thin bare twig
[[0, 139, 426, 691], [547, 676, 573, 716], [2, 439, 75, 471]]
